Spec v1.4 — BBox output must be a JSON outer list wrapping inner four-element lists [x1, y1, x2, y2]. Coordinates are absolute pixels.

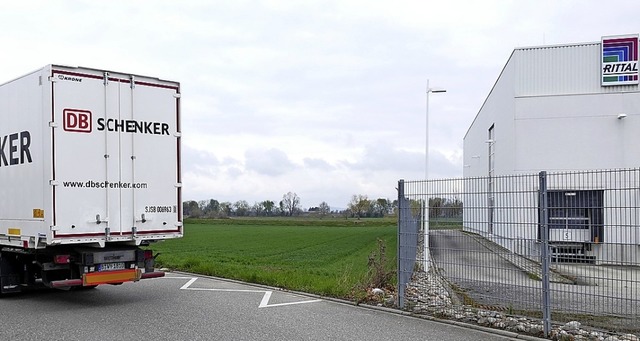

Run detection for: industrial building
[[462, 35, 640, 264]]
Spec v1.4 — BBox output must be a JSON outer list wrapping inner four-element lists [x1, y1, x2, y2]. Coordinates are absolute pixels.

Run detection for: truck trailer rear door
[[50, 67, 181, 244]]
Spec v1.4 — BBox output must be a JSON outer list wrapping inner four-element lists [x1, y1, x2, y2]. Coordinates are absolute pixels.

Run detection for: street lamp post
[[424, 79, 446, 271], [425, 79, 447, 180]]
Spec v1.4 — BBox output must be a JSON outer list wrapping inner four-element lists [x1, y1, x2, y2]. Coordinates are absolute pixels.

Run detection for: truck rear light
[[54, 255, 71, 264]]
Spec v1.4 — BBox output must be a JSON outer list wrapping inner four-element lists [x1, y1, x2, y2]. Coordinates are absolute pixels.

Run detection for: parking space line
[[258, 291, 321, 308], [179, 277, 199, 290], [163, 276, 322, 308]]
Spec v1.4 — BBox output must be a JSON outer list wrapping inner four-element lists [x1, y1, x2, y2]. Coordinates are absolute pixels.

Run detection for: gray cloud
[[245, 148, 296, 176], [344, 143, 422, 172], [1, 0, 638, 207], [303, 158, 335, 171], [183, 145, 219, 167]]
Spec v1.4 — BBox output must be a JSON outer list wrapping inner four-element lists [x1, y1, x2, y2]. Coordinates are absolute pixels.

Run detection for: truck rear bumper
[[49, 270, 165, 288]]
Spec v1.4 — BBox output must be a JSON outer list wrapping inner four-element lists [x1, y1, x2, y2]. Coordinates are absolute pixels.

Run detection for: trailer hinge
[[130, 75, 135, 89], [50, 225, 60, 231], [173, 93, 181, 99], [95, 214, 108, 224], [49, 121, 58, 128], [48, 76, 59, 83], [103, 71, 109, 86], [174, 132, 182, 138], [175, 183, 183, 188], [49, 180, 60, 186]]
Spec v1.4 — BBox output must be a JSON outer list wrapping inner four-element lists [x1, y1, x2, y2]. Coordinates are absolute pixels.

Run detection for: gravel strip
[[403, 269, 639, 341]]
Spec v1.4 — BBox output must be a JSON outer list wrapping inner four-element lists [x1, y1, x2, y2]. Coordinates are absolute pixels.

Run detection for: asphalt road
[[0, 273, 519, 341]]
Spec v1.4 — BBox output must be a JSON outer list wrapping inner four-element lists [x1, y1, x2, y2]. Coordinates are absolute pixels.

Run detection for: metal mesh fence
[[398, 169, 640, 335]]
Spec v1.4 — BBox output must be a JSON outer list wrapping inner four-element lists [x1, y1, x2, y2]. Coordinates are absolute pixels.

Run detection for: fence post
[[423, 183, 430, 271], [397, 179, 405, 309], [539, 171, 551, 337]]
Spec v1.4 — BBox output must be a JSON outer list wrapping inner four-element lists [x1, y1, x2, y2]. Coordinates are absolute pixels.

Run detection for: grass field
[[151, 217, 397, 299]]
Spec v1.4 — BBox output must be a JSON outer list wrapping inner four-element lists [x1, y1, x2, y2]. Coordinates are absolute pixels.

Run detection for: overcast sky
[[2, 1, 638, 209]]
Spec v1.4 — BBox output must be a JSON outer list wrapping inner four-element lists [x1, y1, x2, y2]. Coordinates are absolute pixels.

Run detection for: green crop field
[[151, 218, 397, 299]]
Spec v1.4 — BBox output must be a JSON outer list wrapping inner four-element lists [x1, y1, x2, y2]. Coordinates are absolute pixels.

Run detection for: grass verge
[[150, 218, 397, 299]]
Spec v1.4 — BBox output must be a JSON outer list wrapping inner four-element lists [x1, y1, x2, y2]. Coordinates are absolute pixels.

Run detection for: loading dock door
[[546, 190, 604, 243]]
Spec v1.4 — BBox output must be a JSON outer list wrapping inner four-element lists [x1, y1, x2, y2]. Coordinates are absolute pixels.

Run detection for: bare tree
[[281, 192, 300, 216], [318, 201, 330, 217], [233, 200, 250, 216], [252, 201, 264, 216], [220, 202, 233, 217], [348, 194, 371, 219]]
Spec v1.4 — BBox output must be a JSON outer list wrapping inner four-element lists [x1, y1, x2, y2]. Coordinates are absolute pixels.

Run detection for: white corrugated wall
[[514, 42, 632, 97]]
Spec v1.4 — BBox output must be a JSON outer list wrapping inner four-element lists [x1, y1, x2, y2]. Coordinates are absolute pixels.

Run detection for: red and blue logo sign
[[602, 35, 639, 86]]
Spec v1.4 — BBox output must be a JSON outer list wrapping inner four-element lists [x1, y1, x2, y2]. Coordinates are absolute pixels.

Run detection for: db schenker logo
[[63, 109, 92, 133]]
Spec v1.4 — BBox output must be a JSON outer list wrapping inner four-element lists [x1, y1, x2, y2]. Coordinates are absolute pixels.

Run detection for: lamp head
[[429, 88, 447, 93]]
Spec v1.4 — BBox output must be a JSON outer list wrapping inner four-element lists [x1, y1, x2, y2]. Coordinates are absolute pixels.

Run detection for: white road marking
[[164, 276, 322, 308], [258, 291, 321, 308], [160, 276, 196, 279], [179, 277, 199, 290]]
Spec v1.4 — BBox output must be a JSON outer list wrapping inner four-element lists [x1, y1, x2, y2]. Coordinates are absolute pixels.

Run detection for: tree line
[[182, 192, 401, 219], [183, 192, 463, 219], [409, 197, 464, 218], [183, 192, 303, 218]]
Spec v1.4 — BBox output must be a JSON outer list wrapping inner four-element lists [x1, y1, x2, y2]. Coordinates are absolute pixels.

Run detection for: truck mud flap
[[1, 275, 22, 294]]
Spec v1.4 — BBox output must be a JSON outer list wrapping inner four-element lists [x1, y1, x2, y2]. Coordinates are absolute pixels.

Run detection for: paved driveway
[[0, 272, 520, 341], [429, 230, 639, 332]]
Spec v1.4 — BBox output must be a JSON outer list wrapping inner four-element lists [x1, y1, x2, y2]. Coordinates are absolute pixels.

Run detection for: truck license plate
[[98, 262, 126, 272]]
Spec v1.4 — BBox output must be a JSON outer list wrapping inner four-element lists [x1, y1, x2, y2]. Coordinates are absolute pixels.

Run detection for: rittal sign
[[602, 34, 639, 86]]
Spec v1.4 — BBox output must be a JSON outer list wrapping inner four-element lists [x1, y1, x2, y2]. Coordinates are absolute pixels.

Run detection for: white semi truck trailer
[[0, 65, 182, 293]]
